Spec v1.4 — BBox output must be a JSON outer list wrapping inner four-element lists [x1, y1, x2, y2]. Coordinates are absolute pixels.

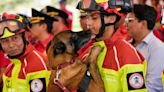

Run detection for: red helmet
[[77, 0, 132, 16], [76, 0, 132, 38], [0, 13, 28, 39]]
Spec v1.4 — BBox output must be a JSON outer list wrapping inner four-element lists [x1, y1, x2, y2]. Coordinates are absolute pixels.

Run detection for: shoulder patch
[[127, 72, 146, 90], [30, 78, 45, 92]]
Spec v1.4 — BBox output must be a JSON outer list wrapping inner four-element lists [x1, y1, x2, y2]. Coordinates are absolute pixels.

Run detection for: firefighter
[[0, 13, 50, 92], [30, 8, 57, 57], [76, 0, 147, 91], [58, 0, 73, 29], [41, 6, 69, 36]]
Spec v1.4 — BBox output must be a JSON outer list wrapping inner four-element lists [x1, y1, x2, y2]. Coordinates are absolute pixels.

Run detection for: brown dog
[[46, 30, 104, 92]]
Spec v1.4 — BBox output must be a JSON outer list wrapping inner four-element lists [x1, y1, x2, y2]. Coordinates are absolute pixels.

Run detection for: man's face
[[125, 13, 142, 38], [85, 12, 102, 35], [52, 16, 65, 35], [31, 23, 44, 38], [0, 34, 24, 57]]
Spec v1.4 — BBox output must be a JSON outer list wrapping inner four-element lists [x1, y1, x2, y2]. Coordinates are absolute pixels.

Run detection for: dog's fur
[[46, 30, 104, 92]]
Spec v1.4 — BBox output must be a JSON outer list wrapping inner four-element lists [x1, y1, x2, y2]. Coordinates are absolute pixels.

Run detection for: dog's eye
[[69, 40, 74, 47], [53, 42, 66, 55]]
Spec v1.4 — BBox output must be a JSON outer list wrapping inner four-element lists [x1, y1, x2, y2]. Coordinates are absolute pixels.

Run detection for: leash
[[53, 59, 75, 92], [54, 69, 70, 92]]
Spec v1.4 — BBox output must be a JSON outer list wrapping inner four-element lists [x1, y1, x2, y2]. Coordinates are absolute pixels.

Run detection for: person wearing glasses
[[76, 0, 147, 91], [0, 13, 50, 92], [125, 4, 164, 92]]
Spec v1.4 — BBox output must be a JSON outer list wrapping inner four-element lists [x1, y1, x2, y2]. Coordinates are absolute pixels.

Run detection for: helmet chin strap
[[95, 14, 105, 38], [96, 14, 120, 38], [7, 47, 25, 59], [95, 14, 120, 38]]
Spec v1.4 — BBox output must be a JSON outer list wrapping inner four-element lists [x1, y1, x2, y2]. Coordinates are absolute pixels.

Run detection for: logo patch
[[30, 79, 43, 92], [127, 72, 146, 90]]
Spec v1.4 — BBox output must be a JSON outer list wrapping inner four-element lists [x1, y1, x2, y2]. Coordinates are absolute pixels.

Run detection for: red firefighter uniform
[[62, 9, 73, 29], [97, 39, 147, 92], [3, 44, 51, 92], [77, 38, 147, 92], [34, 34, 54, 57], [0, 50, 10, 67], [111, 25, 131, 42]]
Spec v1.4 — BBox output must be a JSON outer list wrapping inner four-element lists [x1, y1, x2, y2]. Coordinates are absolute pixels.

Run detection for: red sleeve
[[115, 40, 144, 67], [0, 51, 10, 67], [25, 50, 47, 73]]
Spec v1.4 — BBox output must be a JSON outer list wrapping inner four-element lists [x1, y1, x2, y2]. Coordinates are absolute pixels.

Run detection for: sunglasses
[[0, 20, 24, 37]]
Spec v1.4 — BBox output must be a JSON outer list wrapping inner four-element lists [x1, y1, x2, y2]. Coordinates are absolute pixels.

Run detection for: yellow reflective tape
[[30, 17, 44, 21], [30, 17, 45, 23], [80, 9, 85, 13], [95, 0, 108, 3], [116, 7, 121, 11], [30, 20, 42, 23], [47, 12, 59, 16], [26, 70, 51, 87]]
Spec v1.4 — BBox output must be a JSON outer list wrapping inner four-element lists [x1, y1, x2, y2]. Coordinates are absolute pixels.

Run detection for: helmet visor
[[0, 20, 23, 37]]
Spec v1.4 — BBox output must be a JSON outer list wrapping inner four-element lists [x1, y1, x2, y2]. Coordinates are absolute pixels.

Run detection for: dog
[[46, 30, 104, 92]]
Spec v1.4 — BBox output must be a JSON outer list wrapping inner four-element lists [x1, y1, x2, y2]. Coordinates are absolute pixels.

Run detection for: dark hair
[[133, 4, 157, 30]]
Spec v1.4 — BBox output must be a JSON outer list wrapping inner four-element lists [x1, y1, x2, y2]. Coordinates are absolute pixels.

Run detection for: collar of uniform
[[142, 32, 154, 45], [63, 26, 69, 31], [77, 38, 95, 55], [40, 34, 54, 47], [104, 37, 115, 44], [18, 44, 35, 60]]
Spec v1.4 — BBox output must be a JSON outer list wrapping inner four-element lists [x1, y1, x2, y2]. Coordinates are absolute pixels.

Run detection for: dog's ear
[[53, 42, 66, 56], [70, 33, 79, 52], [71, 31, 92, 52]]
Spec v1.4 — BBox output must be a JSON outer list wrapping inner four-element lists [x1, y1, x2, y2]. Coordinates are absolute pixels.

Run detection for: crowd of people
[[0, 0, 164, 92]]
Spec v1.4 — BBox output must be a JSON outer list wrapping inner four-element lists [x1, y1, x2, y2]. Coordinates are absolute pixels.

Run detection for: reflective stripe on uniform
[[2, 58, 51, 92], [93, 41, 147, 92]]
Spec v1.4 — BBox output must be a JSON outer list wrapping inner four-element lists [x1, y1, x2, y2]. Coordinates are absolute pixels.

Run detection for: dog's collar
[[57, 61, 74, 70]]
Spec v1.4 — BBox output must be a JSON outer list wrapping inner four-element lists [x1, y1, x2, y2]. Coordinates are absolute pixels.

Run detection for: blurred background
[[1, 0, 164, 34], [0, 0, 81, 31]]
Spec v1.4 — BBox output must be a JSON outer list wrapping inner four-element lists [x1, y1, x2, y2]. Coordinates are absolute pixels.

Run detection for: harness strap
[[54, 69, 70, 92], [77, 67, 93, 92]]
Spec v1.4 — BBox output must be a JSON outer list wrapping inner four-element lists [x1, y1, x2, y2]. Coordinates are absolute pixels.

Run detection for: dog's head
[[46, 30, 91, 69]]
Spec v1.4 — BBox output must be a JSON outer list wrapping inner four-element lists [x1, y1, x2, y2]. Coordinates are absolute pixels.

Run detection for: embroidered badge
[[127, 72, 146, 90], [30, 79, 43, 92]]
